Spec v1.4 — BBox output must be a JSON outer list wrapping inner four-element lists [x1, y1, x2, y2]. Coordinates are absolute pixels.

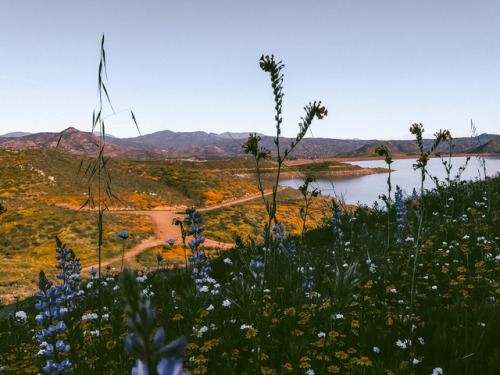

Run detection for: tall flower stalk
[[408, 123, 451, 307], [394, 185, 408, 244], [78, 34, 139, 319], [375, 145, 393, 253], [120, 267, 189, 375], [243, 55, 327, 251], [35, 238, 81, 374], [117, 230, 129, 271]]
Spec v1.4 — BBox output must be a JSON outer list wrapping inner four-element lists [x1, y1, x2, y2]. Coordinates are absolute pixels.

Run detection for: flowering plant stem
[[408, 123, 451, 308], [375, 145, 393, 255]]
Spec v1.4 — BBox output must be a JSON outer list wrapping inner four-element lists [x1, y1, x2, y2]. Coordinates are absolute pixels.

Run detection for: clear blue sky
[[1, 0, 499, 140]]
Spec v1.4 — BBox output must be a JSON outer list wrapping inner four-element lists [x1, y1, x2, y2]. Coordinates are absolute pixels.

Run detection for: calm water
[[280, 156, 500, 206]]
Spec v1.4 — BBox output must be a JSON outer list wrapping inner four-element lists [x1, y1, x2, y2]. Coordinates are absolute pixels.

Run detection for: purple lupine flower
[[35, 237, 79, 374], [332, 202, 343, 246], [395, 185, 408, 244], [117, 230, 129, 240], [120, 268, 189, 374]]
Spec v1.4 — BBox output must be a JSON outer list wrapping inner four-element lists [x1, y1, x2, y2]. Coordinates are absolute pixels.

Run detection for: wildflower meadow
[[0, 45, 499, 375]]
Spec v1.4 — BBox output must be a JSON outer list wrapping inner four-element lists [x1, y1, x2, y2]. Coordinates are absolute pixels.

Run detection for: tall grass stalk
[[78, 34, 140, 329], [470, 120, 488, 179]]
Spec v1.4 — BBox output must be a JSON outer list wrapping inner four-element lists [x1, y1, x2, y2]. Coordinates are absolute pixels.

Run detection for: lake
[[280, 156, 500, 206]]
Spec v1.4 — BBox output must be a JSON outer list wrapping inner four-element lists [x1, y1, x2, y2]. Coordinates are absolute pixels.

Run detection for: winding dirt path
[[82, 189, 282, 272]]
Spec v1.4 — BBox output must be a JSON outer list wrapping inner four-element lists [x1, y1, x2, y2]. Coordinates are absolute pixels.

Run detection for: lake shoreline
[[284, 153, 496, 166], [280, 156, 500, 206], [278, 167, 390, 180]]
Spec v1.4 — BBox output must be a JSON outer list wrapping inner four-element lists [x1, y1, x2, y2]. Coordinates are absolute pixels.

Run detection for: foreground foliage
[[0, 173, 499, 374]]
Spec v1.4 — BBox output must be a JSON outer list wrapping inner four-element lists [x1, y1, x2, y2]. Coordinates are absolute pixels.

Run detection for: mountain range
[[1, 127, 498, 160]]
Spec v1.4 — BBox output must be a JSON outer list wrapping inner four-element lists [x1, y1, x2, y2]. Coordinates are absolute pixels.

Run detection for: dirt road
[[82, 189, 280, 272]]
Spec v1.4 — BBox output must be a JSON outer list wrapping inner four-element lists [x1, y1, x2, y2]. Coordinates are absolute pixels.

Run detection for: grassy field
[[0, 202, 154, 305], [1, 166, 499, 373], [202, 188, 332, 243], [1, 148, 379, 304], [3, 128, 497, 374]]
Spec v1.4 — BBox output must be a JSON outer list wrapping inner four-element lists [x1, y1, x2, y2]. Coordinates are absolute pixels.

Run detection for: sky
[[1, 0, 500, 140]]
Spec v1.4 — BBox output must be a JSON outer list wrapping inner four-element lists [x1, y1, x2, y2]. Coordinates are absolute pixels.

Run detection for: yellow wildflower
[[358, 357, 372, 366], [194, 354, 207, 364], [319, 299, 330, 310], [246, 328, 258, 339], [230, 349, 240, 360], [335, 351, 348, 359], [329, 330, 339, 339], [200, 342, 212, 352], [193, 364, 207, 374], [327, 365, 340, 373], [210, 338, 221, 347], [284, 307, 296, 317], [106, 340, 116, 349]]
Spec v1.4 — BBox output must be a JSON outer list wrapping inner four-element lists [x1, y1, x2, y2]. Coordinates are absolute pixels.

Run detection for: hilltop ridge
[[1, 127, 499, 160]]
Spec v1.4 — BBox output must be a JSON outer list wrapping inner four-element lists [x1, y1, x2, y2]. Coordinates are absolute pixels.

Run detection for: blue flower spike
[[34, 237, 79, 374], [117, 230, 130, 240], [120, 267, 190, 375]]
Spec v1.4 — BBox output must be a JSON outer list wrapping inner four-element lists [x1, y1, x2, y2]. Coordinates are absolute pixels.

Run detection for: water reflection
[[280, 156, 500, 206]]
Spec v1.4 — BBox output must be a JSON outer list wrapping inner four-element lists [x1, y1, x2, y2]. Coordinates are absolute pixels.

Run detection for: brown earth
[[81, 189, 284, 272]]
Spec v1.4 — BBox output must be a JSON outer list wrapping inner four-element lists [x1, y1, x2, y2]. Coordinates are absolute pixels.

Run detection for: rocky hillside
[[1, 127, 498, 160]]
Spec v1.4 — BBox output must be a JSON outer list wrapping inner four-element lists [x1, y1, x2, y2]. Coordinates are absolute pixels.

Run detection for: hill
[[470, 135, 500, 154], [336, 134, 499, 158], [0, 127, 169, 160], [2, 127, 498, 160]]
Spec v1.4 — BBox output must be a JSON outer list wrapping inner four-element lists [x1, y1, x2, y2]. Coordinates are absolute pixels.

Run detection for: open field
[[1, 169, 499, 374], [0, 148, 387, 304], [3, 140, 498, 374]]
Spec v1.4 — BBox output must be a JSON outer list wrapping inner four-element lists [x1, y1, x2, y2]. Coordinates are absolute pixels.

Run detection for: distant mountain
[[336, 134, 500, 158], [92, 131, 120, 139], [470, 135, 500, 154], [103, 130, 381, 159], [1, 127, 498, 160], [0, 127, 167, 160], [0, 132, 32, 138]]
